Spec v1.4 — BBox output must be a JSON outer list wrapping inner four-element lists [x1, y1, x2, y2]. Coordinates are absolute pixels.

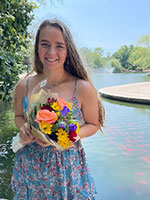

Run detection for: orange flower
[[35, 109, 57, 124], [57, 97, 68, 109]]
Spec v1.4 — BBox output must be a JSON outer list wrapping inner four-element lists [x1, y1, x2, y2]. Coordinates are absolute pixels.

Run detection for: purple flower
[[69, 124, 77, 131], [59, 122, 65, 129], [61, 106, 70, 117]]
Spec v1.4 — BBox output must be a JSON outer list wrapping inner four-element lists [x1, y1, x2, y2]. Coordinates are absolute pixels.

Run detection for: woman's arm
[[77, 80, 100, 139], [14, 79, 34, 144], [14, 79, 26, 128]]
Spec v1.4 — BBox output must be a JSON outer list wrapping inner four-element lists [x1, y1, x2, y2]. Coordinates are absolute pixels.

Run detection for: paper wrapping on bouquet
[[27, 85, 80, 150]]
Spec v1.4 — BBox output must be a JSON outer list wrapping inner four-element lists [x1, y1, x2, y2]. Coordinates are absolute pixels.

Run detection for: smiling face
[[38, 25, 67, 72]]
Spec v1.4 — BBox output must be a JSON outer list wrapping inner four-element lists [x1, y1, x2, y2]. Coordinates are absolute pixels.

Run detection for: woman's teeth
[[47, 58, 57, 62]]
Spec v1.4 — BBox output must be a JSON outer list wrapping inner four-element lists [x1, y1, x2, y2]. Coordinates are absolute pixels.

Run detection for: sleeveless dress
[[11, 80, 97, 200]]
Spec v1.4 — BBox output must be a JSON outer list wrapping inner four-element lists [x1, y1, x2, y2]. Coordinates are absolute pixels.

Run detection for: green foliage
[[128, 47, 150, 70], [80, 37, 150, 73], [110, 57, 123, 73], [0, 0, 37, 101], [112, 45, 134, 69], [80, 47, 105, 69], [112, 36, 150, 72], [93, 47, 104, 57], [137, 35, 150, 48], [0, 101, 17, 199], [35, 0, 63, 7]]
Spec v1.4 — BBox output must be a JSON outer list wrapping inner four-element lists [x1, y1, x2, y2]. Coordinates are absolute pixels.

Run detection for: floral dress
[[11, 80, 97, 200]]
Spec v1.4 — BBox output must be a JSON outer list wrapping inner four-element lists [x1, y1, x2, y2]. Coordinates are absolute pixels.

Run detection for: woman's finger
[[36, 139, 50, 147], [23, 123, 34, 139], [19, 126, 35, 144]]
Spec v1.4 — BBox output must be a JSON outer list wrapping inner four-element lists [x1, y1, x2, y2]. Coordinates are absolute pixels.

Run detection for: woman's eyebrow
[[39, 40, 66, 46], [40, 39, 49, 43], [56, 42, 65, 46]]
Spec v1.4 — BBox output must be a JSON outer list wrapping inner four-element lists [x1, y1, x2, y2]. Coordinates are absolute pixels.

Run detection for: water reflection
[[141, 74, 150, 82], [101, 97, 150, 116], [85, 73, 150, 200]]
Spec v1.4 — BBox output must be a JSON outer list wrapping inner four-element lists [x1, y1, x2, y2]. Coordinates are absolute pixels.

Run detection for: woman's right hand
[[19, 123, 35, 144]]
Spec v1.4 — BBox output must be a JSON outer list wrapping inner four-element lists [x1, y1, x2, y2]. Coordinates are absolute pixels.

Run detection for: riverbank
[[99, 82, 150, 104]]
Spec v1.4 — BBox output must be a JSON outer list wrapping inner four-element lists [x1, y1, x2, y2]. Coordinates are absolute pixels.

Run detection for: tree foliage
[[35, 0, 63, 7], [137, 35, 150, 48], [110, 57, 122, 73], [0, 0, 37, 101], [80, 47, 106, 69], [128, 47, 150, 70], [112, 35, 150, 71], [80, 47, 124, 73], [112, 45, 134, 69]]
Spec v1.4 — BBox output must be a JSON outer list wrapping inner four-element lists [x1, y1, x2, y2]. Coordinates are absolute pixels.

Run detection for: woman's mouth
[[46, 58, 58, 62]]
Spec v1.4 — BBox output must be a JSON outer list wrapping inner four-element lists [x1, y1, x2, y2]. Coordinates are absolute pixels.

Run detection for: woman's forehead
[[39, 25, 65, 43]]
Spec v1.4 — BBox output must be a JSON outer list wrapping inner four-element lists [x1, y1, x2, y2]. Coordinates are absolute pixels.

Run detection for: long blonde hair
[[34, 19, 105, 130]]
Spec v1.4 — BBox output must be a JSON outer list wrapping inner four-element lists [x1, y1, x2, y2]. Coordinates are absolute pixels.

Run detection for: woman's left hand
[[35, 139, 51, 147]]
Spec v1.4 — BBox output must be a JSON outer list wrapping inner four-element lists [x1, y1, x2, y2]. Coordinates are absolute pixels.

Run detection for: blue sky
[[32, 0, 150, 55]]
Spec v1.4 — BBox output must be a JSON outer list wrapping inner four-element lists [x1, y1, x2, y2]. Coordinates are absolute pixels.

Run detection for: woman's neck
[[43, 68, 68, 85]]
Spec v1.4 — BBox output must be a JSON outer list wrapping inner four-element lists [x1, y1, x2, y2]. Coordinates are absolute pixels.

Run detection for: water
[[83, 73, 150, 200], [0, 73, 150, 199]]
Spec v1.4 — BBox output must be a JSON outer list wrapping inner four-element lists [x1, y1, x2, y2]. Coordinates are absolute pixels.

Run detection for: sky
[[32, 0, 150, 55]]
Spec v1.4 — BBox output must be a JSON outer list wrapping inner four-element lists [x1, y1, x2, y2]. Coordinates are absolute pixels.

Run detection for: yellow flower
[[67, 102, 73, 110], [51, 102, 61, 111], [39, 121, 53, 135], [56, 128, 70, 148], [73, 122, 79, 134], [56, 111, 60, 117]]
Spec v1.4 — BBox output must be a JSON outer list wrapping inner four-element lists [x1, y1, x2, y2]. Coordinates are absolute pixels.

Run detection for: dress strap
[[74, 80, 77, 96], [25, 78, 29, 96]]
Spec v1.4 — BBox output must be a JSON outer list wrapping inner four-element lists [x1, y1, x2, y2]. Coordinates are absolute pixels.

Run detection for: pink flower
[[57, 97, 68, 109], [35, 109, 57, 124]]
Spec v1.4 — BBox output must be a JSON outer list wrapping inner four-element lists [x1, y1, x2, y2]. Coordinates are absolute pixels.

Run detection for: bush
[[0, 0, 37, 101]]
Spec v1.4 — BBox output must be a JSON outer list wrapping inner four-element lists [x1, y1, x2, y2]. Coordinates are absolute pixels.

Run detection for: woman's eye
[[57, 45, 64, 49], [41, 43, 49, 47]]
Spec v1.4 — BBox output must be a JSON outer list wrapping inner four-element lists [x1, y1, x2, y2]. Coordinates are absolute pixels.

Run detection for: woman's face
[[38, 25, 67, 72]]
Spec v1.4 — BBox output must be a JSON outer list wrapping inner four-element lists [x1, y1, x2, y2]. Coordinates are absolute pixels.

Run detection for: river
[[0, 73, 150, 200]]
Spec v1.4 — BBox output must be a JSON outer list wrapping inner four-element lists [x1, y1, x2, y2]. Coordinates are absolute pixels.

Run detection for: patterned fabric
[[11, 80, 97, 200]]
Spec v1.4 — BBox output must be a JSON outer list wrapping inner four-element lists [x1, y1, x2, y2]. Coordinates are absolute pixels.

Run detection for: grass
[[0, 101, 17, 199]]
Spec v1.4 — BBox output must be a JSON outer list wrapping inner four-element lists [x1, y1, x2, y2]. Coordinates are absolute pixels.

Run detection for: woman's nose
[[47, 47, 56, 55]]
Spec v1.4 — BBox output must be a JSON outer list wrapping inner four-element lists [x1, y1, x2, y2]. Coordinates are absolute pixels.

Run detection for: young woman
[[11, 19, 105, 200]]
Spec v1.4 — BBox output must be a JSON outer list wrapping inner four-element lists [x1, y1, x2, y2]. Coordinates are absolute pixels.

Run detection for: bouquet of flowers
[[27, 88, 80, 150]]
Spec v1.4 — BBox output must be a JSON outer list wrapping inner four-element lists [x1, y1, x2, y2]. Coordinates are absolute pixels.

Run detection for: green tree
[[110, 57, 123, 73], [112, 45, 134, 69], [137, 35, 150, 48], [0, 0, 37, 101], [128, 47, 150, 71], [80, 47, 105, 69], [93, 47, 104, 57]]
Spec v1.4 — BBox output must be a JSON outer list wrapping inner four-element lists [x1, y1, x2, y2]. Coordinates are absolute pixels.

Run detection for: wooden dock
[[99, 82, 150, 104]]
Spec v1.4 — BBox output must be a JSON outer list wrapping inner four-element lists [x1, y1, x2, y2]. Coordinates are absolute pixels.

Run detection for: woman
[[11, 19, 105, 199]]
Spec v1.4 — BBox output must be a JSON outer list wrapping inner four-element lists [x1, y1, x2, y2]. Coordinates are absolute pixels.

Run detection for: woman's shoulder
[[15, 73, 39, 92], [76, 79, 96, 99], [74, 79, 97, 109], [77, 79, 94, 92], [15, 77, 27, 92]]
